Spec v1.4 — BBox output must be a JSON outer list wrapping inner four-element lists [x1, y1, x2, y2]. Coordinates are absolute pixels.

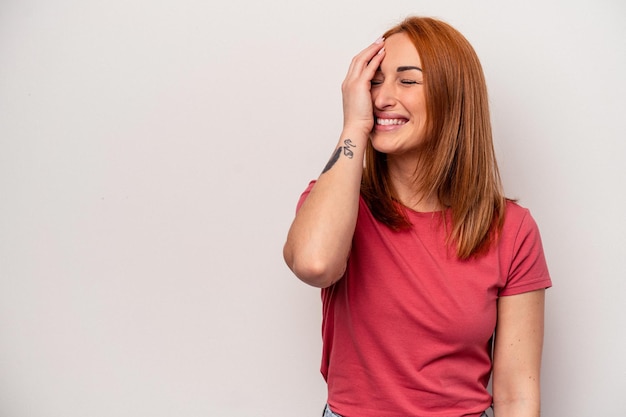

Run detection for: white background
[[1, 0, 625, 416]]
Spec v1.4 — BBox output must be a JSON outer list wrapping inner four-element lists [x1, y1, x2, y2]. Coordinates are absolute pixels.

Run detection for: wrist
[[340, 127, 371, 144]]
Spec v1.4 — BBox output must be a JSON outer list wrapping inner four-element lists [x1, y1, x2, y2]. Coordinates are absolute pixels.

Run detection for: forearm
[[283, 129, 368, 288], [492, 361, 541, 417], [493, 397, 540, 417], [492, 290, 545, 417], [284, 37, 385, 288]]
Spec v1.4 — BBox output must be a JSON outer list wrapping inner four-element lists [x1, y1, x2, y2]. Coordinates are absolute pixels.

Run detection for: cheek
[[410, 100, 427, 120]]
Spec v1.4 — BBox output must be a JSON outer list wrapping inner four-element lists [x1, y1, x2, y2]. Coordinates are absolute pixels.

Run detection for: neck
[[387, 156, 443, 213]]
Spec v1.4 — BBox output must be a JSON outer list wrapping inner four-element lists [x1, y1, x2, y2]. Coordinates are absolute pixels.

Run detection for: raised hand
[[341, 38, 386, 138]]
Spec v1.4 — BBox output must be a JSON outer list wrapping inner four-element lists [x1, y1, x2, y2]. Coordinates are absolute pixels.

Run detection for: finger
[[345, 46, 385, 89], [351, 39, 384, 71], [363, 47, 385, 77], [347, 38, 385, 76]]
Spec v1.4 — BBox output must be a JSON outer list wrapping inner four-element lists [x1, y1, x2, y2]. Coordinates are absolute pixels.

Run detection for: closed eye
[[401, 80, 421, 85]]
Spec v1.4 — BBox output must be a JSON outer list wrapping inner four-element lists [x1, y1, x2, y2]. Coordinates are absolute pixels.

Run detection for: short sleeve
[[499, 210, 552, 296], [295, 180, 317, 212]]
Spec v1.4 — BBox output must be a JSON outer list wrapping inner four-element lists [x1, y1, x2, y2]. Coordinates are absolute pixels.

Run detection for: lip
[[374, 112, 409, 132], [375, 112, 407, 119]]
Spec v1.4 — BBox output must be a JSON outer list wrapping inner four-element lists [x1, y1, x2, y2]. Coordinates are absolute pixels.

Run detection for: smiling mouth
[[376, 118, 408, 126]]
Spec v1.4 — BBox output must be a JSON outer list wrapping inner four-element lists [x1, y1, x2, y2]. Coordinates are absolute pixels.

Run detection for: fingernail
[[375, 36, 384, 44], [377, 47, 385, 55]]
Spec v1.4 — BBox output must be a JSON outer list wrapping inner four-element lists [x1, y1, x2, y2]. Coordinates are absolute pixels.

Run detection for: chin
[[370, 133, 401, 154], [368, 136, 388, 154]]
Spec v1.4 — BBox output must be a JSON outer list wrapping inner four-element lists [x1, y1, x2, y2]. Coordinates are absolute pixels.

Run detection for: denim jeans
[[322, 403, 491, 417]]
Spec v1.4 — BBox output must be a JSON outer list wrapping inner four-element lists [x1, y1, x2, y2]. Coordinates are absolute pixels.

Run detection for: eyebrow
[[397, 66, 422, 72], [376, 65, 423, 73]]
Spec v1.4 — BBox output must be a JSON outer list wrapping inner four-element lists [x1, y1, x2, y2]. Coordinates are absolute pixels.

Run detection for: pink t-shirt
[[297, 181, 552, 417]]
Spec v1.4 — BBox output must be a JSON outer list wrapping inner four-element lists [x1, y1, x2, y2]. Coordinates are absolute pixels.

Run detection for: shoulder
[[503, 199, 530, 224], [499, 200, 545, 257], [498, 200, 552, 295], [501, 200, 539, 239]]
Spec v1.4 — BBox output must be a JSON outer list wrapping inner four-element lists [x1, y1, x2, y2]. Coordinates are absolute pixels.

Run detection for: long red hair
[[361, 16, 506, 259]]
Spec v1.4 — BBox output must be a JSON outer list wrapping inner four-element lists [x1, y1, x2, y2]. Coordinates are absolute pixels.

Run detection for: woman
[[283, 16, 551, 417]]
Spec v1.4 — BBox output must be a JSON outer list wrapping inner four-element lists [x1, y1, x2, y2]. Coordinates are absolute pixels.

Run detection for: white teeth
[[377, 118, 407, 126]]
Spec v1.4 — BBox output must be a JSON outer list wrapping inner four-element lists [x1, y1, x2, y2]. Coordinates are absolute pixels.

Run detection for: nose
[[372, 80, 396, 110]]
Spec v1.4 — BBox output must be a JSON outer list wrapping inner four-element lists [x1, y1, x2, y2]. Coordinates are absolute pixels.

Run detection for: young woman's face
[[370, 33, 427, 157]]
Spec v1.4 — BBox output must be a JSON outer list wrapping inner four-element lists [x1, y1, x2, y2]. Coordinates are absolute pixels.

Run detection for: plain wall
[[1, 0, 625, 415]]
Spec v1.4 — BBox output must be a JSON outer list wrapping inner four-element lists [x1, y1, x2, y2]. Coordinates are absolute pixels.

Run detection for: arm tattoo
[[322, 147, 342, 173], [322, 139, 356, 174]]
